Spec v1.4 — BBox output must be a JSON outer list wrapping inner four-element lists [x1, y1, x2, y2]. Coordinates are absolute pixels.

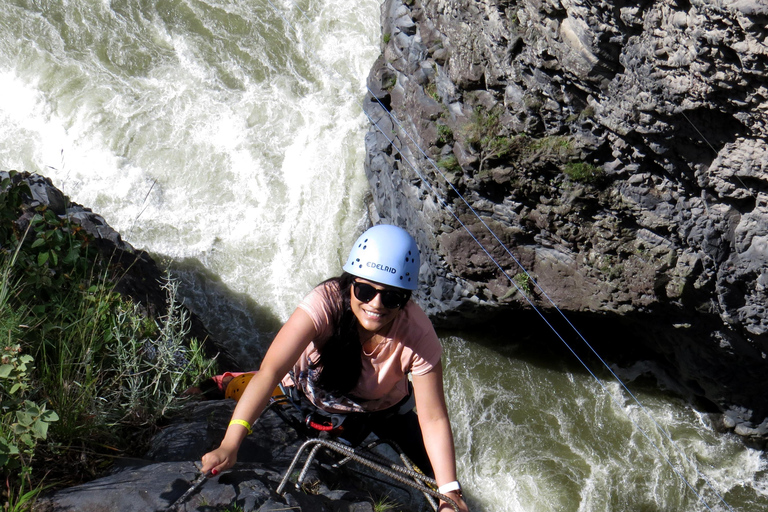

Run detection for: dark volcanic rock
[[363, 0, 768, 438], [35, 400, 427, 512]]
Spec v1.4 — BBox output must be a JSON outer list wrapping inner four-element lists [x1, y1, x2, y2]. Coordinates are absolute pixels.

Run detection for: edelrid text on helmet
[[342, 224, 420, 290], [367, 262, 397, 274]]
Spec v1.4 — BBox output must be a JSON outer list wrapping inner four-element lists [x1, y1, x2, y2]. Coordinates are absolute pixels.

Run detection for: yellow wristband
[[229, 419, 252, 435]]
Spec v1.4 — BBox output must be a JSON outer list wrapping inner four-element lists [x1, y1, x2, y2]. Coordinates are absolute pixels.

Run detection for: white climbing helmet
[[342, 224, 420, 290]]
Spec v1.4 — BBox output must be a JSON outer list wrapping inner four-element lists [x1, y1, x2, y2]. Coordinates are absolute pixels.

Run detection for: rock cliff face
[[363, 0, 768, 437]]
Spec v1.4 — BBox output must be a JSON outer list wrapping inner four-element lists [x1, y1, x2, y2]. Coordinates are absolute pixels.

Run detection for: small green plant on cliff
[[382, 74, 397, 91], [437, 154, 461, 174], [463, 105, 520, 173], [383, 33, 391, 44], [425, 82, 440, 102], [513, 272, 533, 297], [563, 162, 604, 184], [580, 105, 595, 119], [528, 135, 572, 152], [436, 122, 453, 146], [465, 105, 503, 146]]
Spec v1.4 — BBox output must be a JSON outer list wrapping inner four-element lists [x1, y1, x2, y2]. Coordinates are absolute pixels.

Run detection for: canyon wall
[[363, 0, 768, 439]]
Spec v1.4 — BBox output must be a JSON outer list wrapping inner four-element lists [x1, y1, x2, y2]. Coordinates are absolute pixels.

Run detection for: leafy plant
[[0, 343, 59, 480], [436, 123, 453, 145], [463, 105, 519, 172], [513, 272, 533, 297], [563, 162, 604, 184], [17, 208, 99, 313]]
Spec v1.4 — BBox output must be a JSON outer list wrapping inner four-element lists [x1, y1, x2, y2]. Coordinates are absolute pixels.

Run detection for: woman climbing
[[201, 224, 469, 512]]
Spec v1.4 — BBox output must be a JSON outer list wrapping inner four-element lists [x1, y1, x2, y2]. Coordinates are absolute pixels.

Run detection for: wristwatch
[[438, 480, 463, 498]]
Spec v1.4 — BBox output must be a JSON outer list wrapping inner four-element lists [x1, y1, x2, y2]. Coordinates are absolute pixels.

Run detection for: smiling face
[[350, 278, 406, 335]]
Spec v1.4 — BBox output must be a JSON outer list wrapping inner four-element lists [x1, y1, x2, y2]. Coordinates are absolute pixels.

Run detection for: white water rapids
[[0, 1, 766, 510]]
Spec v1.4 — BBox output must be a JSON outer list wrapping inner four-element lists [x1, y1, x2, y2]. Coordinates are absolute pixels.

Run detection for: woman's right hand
[[201, 445, 238, 475], [200, 308, 317, 477], [440, 492, 469, 512]]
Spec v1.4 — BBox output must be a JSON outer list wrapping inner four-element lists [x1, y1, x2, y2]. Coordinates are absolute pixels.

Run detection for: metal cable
[[277, 437, 460, 512]]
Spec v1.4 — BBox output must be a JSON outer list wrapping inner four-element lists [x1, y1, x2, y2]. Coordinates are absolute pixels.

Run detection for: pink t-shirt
[[282, 281, 442, 413]]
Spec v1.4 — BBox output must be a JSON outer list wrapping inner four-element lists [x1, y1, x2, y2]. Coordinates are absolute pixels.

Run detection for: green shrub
[[436, 123, 453, 145], [464, 105, 503, 148], [103, 276, 217, 427], [19, 208, 100, 314], [462, 105, 521, 172], [563, 162, 604, 184], [0, 344, 59, 473], [437, 155, 461, 174], [513, 272, 533, 297]]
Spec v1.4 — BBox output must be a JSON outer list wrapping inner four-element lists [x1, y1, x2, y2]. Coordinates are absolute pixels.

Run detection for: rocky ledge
[[36, 400, 430, 512], [362, 0, 768, 439]]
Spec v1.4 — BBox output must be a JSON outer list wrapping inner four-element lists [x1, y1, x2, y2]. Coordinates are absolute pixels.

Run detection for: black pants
[[332, 401, 433, 478], [289, 385, 434, 477]]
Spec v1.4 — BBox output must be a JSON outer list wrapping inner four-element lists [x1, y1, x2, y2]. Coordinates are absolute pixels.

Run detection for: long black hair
[[312, 272, 411, 395], [312, 272, 362, 395]]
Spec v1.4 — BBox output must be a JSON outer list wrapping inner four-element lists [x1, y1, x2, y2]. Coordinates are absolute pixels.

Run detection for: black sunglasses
[[352, 281, 409, 309]]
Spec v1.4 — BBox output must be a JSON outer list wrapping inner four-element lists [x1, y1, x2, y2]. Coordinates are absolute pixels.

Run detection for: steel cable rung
[[333, 439, 440, 510], [277, 438, 459, 511]]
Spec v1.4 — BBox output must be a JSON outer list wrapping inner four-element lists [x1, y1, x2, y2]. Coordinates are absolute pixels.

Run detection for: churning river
[[1, 1, 766, 510]]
